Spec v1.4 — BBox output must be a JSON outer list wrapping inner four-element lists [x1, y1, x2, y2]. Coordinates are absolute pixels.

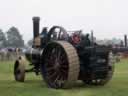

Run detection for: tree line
[[0, 27, 24, 48]]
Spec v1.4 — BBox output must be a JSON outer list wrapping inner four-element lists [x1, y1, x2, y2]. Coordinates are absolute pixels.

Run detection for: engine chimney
[[124, 34, 127, 47], [32, 17, 40, 47]]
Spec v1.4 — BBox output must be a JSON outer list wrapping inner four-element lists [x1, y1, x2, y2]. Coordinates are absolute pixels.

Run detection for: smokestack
[[32, 17, 40, 47], [32, 17, 40, 39], [124, 34, 127, 47]]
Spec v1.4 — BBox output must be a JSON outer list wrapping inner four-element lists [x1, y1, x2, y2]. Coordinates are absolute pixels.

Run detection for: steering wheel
[[47, 26, 68, 41]]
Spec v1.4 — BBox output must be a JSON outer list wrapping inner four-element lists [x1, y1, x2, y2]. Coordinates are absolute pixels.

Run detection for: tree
[[6, 27, 24, 47], [0, 29, 6, 48]]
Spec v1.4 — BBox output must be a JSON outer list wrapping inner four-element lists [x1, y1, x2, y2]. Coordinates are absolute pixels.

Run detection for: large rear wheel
[[41, 41, 80, 89]]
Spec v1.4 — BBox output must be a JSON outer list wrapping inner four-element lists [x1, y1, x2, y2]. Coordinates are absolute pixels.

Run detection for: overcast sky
[[0, 0, 128, 43]]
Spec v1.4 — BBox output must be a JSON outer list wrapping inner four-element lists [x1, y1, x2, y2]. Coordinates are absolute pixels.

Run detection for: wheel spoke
[[60, 69, 67, 76], [46, 67, 55, 72], [47, 71, 57, 80], [61, 65, 68, 69], [53, 74, 61, 85]]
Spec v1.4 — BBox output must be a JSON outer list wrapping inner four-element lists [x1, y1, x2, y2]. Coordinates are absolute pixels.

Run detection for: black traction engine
[[14, 17, 114, 89]]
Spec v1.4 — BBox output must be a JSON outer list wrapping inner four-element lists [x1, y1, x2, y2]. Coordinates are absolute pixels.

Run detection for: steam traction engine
[[14, 17, 114, 89]]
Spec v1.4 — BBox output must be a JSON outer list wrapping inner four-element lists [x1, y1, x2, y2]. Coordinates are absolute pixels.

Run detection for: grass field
[[0, 59, 128, 96]]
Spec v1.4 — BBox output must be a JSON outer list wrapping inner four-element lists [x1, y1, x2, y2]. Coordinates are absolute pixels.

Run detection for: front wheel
[[14, 56, 26, 82]]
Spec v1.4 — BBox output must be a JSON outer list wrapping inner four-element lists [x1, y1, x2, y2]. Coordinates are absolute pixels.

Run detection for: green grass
[[0, 59, 128, 96]]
